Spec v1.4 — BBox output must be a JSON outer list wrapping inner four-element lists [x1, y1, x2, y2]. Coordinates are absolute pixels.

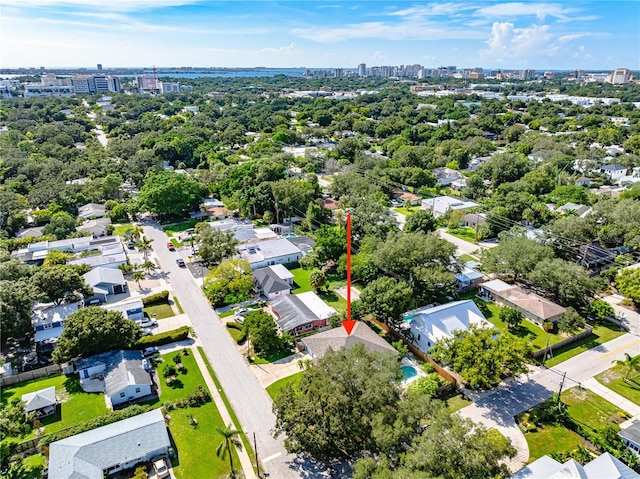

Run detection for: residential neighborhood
[[2, 46, 640, 479]]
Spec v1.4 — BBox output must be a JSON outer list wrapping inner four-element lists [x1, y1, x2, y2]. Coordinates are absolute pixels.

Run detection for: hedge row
[[226, 322, 247, 344], [134, 326, 190, 347], [142, 290, 170, 306]]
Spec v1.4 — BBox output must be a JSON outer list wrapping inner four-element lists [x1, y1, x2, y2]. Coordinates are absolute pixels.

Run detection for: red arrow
[[343, 213, 355, 336], [342, 319, 357, 336]]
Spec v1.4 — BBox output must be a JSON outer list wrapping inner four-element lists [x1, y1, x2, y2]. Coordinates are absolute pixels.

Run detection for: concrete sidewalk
[[582, 377, 640, 416], [192, 345, 258, 479], [250, 352, 309, 388]]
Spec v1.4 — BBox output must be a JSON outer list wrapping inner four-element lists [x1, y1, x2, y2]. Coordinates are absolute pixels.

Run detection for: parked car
[[126, 241, 135, 249], [167, 242, 176, 251], [141, 328, 153, 337], [152, 457, 171, 479], [138, 318, 158, 328], [143, 347, 159, 357], [176, 258, 186, 267]]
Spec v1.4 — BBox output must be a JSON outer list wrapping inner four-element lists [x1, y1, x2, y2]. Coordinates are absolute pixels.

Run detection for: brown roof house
[[300, 322, 398, 360], [479, 279, 566, 326]]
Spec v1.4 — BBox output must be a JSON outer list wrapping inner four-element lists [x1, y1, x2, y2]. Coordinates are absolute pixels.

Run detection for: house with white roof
[[421, 196, 479, 218], [32, 302, 79, 343], [556, 202, 592, 217], [102, 298, 144, 321], [455, 262, 486, 292], [237, 238, 302, 270], [48, 409, 170, 479], [76, 217, 112, 237], [78, 203, 107, 219], [404, 300, 491, 353], [66, 243, 127, 270], [82, 267, 127, 304], [511, 452, 639, 479], [12, 235, 121, 265]]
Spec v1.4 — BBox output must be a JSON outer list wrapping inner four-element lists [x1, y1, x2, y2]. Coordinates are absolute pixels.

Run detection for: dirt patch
[[598, 369, 622, 384], [566, 388, 587, 401]]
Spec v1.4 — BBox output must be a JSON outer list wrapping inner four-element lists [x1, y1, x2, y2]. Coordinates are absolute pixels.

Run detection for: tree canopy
[[203, 259, 253, 307], [52, 307, 142, 363], [136, 170, 205, 217]]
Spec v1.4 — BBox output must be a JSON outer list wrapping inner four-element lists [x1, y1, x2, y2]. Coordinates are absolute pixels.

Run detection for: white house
[[32, 302, 79, 343], [600, 164, 628, 182], [404, 300, 490, 353], [12, 235, 121, 265], [253, 264, 294, 300], [620, 420, 640, 457], [78, 203, 107, 219], [237, 238, 302, 270], [421, 196, 479, 218], [102, 298, 144, 321], [511, 452, 639, 479], [48, 409, 170, 479], [82, 267, 127, 304], [76, 350, 152, 408], [76, 218, 112, 237]]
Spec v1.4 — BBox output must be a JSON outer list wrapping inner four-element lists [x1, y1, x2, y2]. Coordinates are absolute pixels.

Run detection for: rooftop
[[301, 322, 398, 360], [512, 452, 639, 479], [481, 279, 566, 321], [22, 386, 56, 413], [238, 238, 301, 264], [82, 267, 125, 288]]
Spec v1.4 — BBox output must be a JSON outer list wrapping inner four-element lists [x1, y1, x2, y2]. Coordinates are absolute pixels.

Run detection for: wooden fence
[[370, 318, 460, 385], [0, 364, 63, 387], [532, 325, 594, 360]]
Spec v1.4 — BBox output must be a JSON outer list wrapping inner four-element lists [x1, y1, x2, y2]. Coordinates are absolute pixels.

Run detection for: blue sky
[[2, 1, 638, 70]]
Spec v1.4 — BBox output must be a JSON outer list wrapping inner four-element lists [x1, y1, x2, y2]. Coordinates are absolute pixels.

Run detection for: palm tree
[[131, 270, 145, 288], [613, 353, 640, 383], [130, 224, 144, 241], [136, 236, 153, 261], [140, 260, 156, 275], [215, 424, 243, 478]]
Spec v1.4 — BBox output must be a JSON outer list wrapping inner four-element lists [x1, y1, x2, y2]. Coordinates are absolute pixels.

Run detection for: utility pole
[[253, 432, 260, 478], [557, 371, 567, 403]]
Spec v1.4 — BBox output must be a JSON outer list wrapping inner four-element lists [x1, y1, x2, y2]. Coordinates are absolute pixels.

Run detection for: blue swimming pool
[[401, 365, 418, 380]]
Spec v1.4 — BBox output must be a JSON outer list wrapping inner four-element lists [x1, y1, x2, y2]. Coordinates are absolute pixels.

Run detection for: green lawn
[[448, 227, 478, 243], [144, 303, 175, 319], [393, 206, 420, 216], [460, 292, 562, 351], [157, 351, 237, 479], [459, 253, 479, 262], [170, 237, 185, 247], [112, 223, 133, 237], [319, 289, 347, 313], [164, 223, 194, 235], [266, 372, 303, 401], [544, 322, 625, 367], [524, 424, 587, 461], [1, 375, 108, 441], [596, 364, 640, 406], [562, 387, 625, 430], [440, 389, 472, 413], [290, 267, 313, 293], [252, 349, 293, 365]]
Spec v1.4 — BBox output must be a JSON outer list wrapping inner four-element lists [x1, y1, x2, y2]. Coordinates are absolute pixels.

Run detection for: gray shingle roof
[[103, 350, 152, 397], [301, 322, 398, 360], [253, 268, 291, 295], [271, 294, 317, 332], [22, 386, 56, 413], [48, 409, 170, 479]]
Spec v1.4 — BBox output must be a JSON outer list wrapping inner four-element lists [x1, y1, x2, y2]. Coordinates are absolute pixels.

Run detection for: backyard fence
[[1, 364, 63, 387], [532, 325, 594, 361], [369, 317, 460, 385]]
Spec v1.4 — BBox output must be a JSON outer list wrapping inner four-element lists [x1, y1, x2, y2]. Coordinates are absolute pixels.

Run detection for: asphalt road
[[142, 223, 306, 479]]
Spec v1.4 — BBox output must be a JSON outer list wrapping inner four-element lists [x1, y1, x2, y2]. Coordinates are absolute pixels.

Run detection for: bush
[[133, 326, 190, 347], [142, 290, 170, 306], [409, 375, 440, 397], [422, 362, 435, 374], [226, 321, 242, 330], [226, 323, 247, 344], [163, 364, 177, 378]]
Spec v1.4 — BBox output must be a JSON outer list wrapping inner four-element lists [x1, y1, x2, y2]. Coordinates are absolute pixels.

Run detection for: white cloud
[[473, 2, 598, 22], [481, 21, 552, 62], [292, 21, 484, 43], [389, 3, 475, 18], [262, 43, 296, 53], [1, 0, 202, 10], [558, 33, 591, 43]]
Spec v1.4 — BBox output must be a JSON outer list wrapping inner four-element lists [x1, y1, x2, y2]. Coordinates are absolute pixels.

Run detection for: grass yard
[[440, 389, 472, 413], [163, 222, 195, 235], [290, 267, 313, 293], [266, 372, 303, 401], [1, 375, 108, 440], [170, 237, 185, 247], [319, 289, 347, 313], [157, 350, 237, 479], [544, 322, 625, 367], [448, 227, 478, 243], [144, 303, 175, 319], [112, 223, 133, 237], [393, 206, 420, 216], [524, 424, 587, 462], [596, 364, 640, 406], [252, 349, 293, 365], [562, 387, 626, 430], [459, 253, 479, 262]]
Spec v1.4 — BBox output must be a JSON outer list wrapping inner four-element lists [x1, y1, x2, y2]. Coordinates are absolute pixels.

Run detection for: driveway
[[142, 223, 305, 478], [250, 352, 310, 388], [459, 333, 640, 472], [602, 293, 640, 335], [436, 228, 496, 257]]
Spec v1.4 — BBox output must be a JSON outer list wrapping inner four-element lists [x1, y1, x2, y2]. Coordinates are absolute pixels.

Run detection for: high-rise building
[[358, 63, 366, 77], [520, 69, 536, 80], [606, 68, 631, 84], [97, 64, 103, 72], [159, 81, 180, 94], [107, 77, 121, 93], [334, 68, 343, 78], [93, 75, 110, 93]]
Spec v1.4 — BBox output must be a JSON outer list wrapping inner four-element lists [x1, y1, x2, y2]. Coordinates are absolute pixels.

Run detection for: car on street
[[152, 457, 171, 479], [167, 242, 176, 251], [138, 318, 158, 328], [143, 346, 159, 357], [176, 258, 186, 267], [141, 328, 153, 337]]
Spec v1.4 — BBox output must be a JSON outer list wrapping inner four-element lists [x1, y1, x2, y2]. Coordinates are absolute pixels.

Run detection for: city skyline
[[2, 1, 639, 70]]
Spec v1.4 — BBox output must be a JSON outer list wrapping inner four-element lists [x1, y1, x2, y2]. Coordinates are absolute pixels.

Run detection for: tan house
[[479, 279, 566, 326]]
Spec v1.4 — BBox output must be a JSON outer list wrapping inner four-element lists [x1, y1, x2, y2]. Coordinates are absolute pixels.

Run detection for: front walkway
[[582, 377, 640, 416], [249, 352, 309, 388]]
